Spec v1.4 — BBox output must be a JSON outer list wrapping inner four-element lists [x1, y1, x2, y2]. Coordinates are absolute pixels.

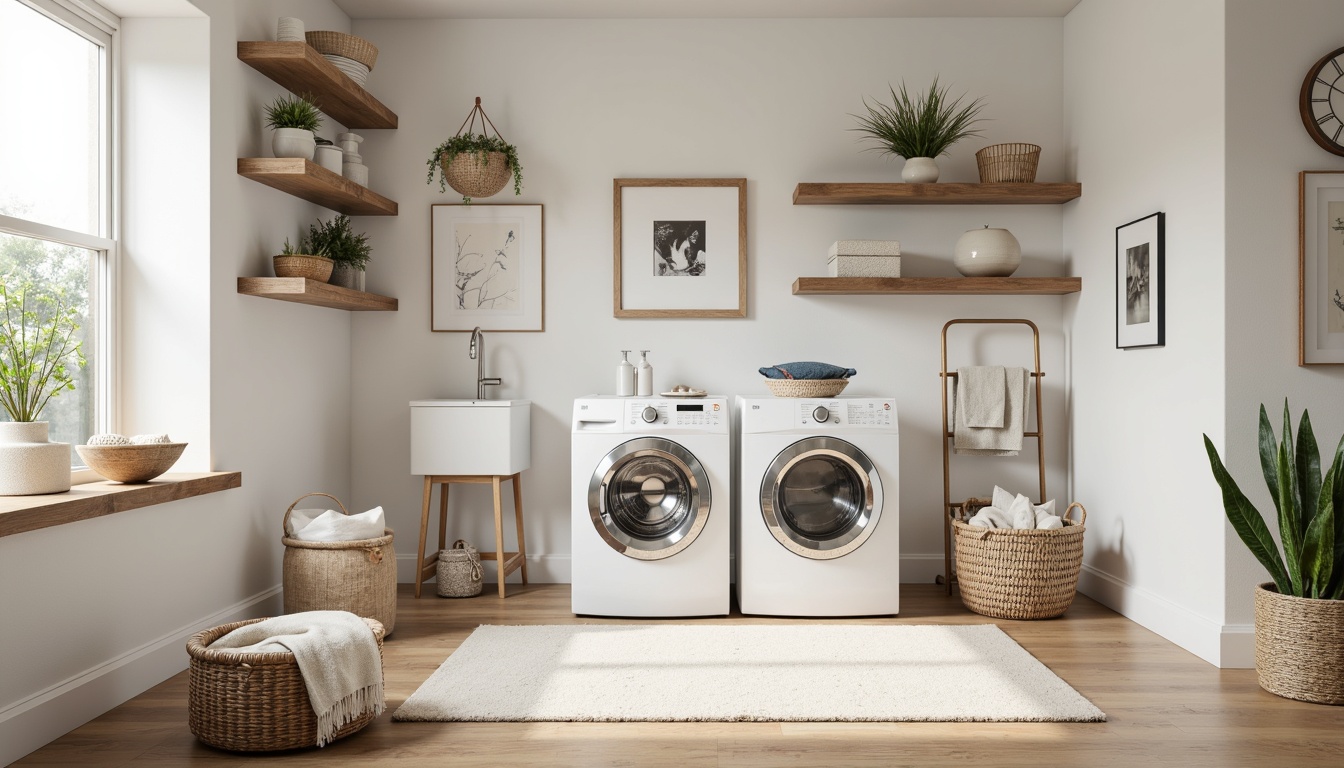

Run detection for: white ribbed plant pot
[[954, 226, 1022, 277], [901, 156, 940, 183], [272, 127, 316, 160], [0, 421, 71, 495]]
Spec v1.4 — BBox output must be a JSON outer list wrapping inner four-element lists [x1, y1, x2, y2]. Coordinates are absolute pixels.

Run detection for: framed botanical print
[[613, 178, 747, 318], [431, 204, 544, 332], [1115, 212, 1165, 349], [1300, 171, 1344, 364]]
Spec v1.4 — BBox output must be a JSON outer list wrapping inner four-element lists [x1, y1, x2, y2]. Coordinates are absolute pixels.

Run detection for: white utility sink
[[410, 399, 532, 476]]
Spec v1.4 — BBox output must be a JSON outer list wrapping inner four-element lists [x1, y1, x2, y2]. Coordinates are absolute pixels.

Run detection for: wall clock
[[1301, 46, 1344, 156]]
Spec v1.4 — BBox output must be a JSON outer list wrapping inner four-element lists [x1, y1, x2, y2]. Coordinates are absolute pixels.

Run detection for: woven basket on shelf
[[437, 539, 483, 598], [975, 143, 1041, 183], [440, 151, 511, 199], [1254, 583, 1344, 704], [950, 498, 1086, 620], [282, 493, 397, 636], [273, 254, 333, 282], [764, 378, 849, 398], [304, 30, 378, 70], [187, 616, 384, 752]]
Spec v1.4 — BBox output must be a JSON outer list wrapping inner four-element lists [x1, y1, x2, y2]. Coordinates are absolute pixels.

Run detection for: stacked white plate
[[324, 54, 370, 88]]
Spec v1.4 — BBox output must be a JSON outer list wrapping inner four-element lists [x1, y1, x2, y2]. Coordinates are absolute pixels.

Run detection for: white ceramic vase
[[902, 156, 940, 183], [314, 144, 344, 173], [330, 264, 366, 291], [343, 161, 369, 187], [276, 17, 305, 42], [0, 421, 71, 495], [272, 127, 315, 160], [954, 226, 1022, 277]]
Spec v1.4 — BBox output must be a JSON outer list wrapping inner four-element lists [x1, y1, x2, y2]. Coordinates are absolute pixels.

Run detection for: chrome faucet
[[468, 326, 502, 400]]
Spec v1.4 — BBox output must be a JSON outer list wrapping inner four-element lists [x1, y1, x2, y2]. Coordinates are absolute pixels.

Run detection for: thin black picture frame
[[1115, 212, 1165, 349]]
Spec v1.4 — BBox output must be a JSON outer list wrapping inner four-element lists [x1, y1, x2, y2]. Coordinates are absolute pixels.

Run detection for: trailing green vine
[[425, 133, 524, 204]]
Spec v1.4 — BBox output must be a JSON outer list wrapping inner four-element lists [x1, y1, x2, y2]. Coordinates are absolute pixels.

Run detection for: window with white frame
[[0, 0, 116, 469]]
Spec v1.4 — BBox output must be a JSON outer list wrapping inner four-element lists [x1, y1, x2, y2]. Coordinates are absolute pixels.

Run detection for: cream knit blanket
[[210, 610, 384, 746]]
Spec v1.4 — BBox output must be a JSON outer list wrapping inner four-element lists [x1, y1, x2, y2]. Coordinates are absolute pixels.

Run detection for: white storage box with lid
[[410, 399, 531, 475], [826, 240, 901, 278]]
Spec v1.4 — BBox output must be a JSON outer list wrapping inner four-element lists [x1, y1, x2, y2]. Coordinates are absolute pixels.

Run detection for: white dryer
[[572, 396, 730, 617], [736, 396, 900, 616]]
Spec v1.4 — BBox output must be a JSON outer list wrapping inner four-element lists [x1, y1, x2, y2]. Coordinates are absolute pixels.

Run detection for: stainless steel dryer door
[[760, 436, 881, 560], [588, 437, 712, 560]]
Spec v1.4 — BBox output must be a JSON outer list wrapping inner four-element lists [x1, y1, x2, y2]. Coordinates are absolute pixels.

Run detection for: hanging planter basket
[[428, 97, 523, 203], [442, 150, 511, 200]]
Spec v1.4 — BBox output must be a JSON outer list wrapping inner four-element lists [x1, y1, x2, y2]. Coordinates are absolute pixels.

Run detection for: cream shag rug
[[393, 624, 1104, 722]]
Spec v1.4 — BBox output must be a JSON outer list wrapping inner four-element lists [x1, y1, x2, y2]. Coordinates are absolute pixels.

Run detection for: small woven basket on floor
[[187, 616, 385, 751], [764, 379, 849, 398], [437, 539, 484, 598], [950, 498, 1086, 620], [282, 493, 397, 636], [1254, 583, 1344, 704], [304, 30, 378, 70], [440, 151, 511, 199], [975, 143, 1041, 183]]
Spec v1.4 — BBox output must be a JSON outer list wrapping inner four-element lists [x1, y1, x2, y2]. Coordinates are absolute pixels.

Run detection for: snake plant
[[1204, 402, 1344, 599]]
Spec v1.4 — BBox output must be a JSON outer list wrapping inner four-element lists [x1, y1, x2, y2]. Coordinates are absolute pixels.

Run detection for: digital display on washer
[[676, 404, 704, 412]]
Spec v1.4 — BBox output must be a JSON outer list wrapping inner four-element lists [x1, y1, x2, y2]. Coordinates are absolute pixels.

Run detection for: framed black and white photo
[[613, 178, 747, 318], [1115, 212, 1165, 349], [431, 204, 544, 332], [1300, 171, 1344, 365]]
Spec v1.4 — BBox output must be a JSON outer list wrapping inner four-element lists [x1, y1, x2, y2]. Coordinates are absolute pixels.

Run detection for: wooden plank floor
[[16, 584, 1344, 767]]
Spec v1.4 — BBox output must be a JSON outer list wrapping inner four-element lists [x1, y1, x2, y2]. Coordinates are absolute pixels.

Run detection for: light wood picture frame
[[613, 178, 747, 318], [1299, 170, 1344, 364], [431, 203, 544, 332]]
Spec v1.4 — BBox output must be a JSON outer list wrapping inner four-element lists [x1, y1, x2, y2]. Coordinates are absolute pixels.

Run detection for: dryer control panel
[[626, 399, 725, 431], [794, 398, 895, 427]]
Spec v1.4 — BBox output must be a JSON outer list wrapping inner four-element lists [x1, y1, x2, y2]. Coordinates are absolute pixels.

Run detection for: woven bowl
[[304, 30, 377, 70], [764, 379, 849, 398], [76, 443, 187, 483], [273, 254, 333, 282], [975, 143, 1041, 183], [441, 151, 512, 199]]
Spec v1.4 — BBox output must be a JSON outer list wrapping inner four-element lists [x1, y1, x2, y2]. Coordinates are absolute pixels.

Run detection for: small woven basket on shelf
[[975, 143, 1041, 183], [273, 255, 333, 282], [1254, 583, 1344, 704], [441, 151, 511, 199], [764, 379, 849, 398], [950, 498, 1086, 620], [437, 539, 484, 598], [304, 30, 378, 70], [187, 616, 385, 752], [282, 493, 397, 636]]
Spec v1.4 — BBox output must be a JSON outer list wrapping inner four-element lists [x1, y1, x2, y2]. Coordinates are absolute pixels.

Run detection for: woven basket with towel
[[282, 493, 397, 635], [437, 539, 483, 597], [759, 361, 856, 398]]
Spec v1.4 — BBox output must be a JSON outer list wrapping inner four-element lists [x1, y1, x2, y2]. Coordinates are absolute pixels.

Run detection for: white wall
[[347, 17, 1073, 586], [1062, 0, 1231, 664], [1224, 0, 1344, 640]]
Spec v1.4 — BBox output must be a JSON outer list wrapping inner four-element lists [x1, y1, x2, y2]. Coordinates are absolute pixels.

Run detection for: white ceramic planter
[[272, 127, 315, 160], [314, 145, 343, 173], [902, 156, 940, 183], [0, 421, 71, 495], [954, 226, 1022, 277]]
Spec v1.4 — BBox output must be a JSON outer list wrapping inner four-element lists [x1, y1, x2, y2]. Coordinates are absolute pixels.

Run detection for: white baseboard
[[0, 586, 282, 766], [1078, 564, 1250, 668]]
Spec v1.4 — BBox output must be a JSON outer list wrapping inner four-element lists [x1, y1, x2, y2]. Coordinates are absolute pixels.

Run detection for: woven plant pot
[[437, 539, 483, 598], [187, 616, 384, 751], [950, 499, 1086, 620], [1254, 583, 1344, 704], [282, 493, 396, 636], [273, 254, 333, 282], [304, 30, 377, 70], [440, 151, 511, 199], [764, 379, 849, 398], [976, 143, 1041, 183]]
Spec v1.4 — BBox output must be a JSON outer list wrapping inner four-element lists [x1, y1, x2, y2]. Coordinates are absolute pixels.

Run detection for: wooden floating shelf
[[238, 158, 398, 216], [792, 277, 1082, 295], [237, 277, 399, 311], [237, 41, 397, 129], [792, 182, 1082, 205]]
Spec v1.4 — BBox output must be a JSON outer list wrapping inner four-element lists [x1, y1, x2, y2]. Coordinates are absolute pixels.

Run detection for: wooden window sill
[[0, 472, 242, 538]]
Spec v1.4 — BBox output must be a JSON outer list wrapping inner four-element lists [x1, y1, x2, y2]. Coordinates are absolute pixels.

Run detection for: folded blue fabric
[[759, 362, 857, 380]]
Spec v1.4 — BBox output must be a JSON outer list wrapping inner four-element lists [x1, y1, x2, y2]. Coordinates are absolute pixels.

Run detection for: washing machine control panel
[[627, 399, 724, 429], [796, 399, 895, 427]]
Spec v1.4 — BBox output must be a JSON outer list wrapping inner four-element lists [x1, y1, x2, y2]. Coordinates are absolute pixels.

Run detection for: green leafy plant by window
[[307, 215, 371, 270], [425, 133, 524, 203], [850, 78, 987, 160], [1205, 401, 1344, 599], [0, 279, 87, 423], [264, 93, 323, 132]]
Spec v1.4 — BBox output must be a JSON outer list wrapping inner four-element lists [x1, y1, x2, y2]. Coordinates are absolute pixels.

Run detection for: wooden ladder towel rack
[[939, 318, 1047, 594]]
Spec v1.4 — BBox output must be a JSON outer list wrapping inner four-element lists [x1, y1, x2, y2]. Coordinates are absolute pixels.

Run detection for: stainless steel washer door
[[760, 436, 881, 560], [588, 437, 712, 560]]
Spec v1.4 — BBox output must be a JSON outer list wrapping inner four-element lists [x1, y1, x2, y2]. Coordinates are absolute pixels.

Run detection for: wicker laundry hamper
[[950, 498, 1086, 620], [187, 616, 385, 751], [282, 493, 396, 636], [437, 539, 484, 597]]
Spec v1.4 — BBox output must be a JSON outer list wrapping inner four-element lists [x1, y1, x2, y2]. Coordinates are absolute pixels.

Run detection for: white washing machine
[[572, 396, 730, 617], [736, 396, 900, 616]]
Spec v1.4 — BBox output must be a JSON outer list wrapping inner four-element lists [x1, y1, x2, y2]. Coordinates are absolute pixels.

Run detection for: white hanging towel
[[951, 367, 1028, 455]]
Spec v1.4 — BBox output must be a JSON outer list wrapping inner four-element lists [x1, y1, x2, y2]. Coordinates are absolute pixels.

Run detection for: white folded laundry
[[1036, 515, 1063, 530], [288, 505, 386, 541], [1006, 494, 1037, 529], [968, 505, 1014, 528]]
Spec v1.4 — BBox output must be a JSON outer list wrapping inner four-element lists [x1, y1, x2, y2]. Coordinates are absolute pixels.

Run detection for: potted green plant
[[0, 279, 86, 495], [273, 234, 334, 283], [850, 77, 987, 183], [265, 93, 323, 161], [308, 215, 371, 290], [426, 133, 524, 204], [1205, 402, 1344, 704]]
